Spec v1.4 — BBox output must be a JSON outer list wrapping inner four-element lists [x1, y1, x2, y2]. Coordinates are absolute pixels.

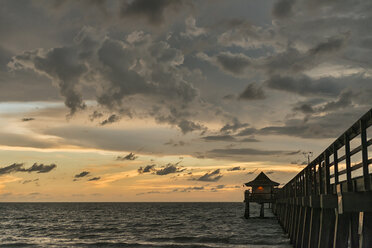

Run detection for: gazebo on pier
[[244, 171, 279, 218]]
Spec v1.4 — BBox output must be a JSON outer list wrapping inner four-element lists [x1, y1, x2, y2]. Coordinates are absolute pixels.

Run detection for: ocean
[[0, 202, 291, 247]]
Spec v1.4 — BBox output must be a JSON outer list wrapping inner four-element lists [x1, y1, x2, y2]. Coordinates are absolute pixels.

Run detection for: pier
[[245, 108, 372, 247]]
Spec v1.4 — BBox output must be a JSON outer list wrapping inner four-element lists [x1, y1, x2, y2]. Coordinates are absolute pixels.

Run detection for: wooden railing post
[[360, 119, 371, 191], [318, 158, 323, 194], [313, 163, 317, 195], [344, 134, 353, 192], [324, 151, 331, 194], [333, 144, 339, 185]]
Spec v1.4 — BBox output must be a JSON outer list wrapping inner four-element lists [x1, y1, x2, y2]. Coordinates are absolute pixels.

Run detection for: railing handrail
[[277, 108, 372, 198]]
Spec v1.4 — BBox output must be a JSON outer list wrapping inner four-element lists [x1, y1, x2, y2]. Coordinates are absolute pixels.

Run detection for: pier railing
[[274, 108, 372, 248]]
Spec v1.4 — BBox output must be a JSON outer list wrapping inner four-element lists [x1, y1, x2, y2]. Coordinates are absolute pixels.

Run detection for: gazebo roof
[[244, 171, 279, 187]]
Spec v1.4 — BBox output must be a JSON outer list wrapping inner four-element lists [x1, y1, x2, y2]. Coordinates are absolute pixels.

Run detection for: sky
[[0, 0, 371, 202]]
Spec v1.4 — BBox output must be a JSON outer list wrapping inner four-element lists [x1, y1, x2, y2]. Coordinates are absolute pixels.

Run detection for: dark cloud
[[205, 34, 348, 78], [240, 137, 260, 142], [116, 152, 138, 161], [100, 114, 120, 126], [207, 148, 300, 158], [220, 118, 249, 133], [0, 163, 56, 175], [261, 36, 348, 75], [89, 111, 103, 121], [10, 27, 201, 134], [178, 186, 204, 192], [21, 179, 39, 184], [3, 0, 372, 169], [211, 184, 225, 192], [21, 117, 35, 122], [74, 171, 90, 178], [293, 103, 315, 114], [0, 163, 23, 174], [236, 128, 257, 136], [247, 169, 258, 175], [177, 119, 205, 134], [227, 166, 244, 171], [25, 163, 57, 173], [120, 0, 186, 25], [309, 37, 346, 56], [195, 169, 223, 182], [239, 83, 266, 100], [293, 90, 353, 115], [88, 177, 101, 181], [265, 74, 341, 96], [10, 46, 87, 115], [258, 109, 362, 139], [202, 135, 236, 142], [318, 90, 353, 112], [272, 0, 295, 19], [138, 164, 156, 174], [154, 108, 206, 135], [155, 162, 185, 175], [215, 52, 251, 75], [164, 140, 186, 147]]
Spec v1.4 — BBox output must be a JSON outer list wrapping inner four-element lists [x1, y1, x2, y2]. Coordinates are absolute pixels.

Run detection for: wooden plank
[[339, 191, 372, 212], [295, 206, 304, 247], [308, 208, 320, 248], [320, 194, 338, 209], [310, 195, 320, 208], [350, 212, 360, 247], [318, 208, 335, 248], [360, 212, 372, 248], [333, 211, 349, 248], [301, 207, 311, 248]]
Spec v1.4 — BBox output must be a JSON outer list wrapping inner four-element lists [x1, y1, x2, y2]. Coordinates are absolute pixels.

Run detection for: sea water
[[0, 202, 291, 247]]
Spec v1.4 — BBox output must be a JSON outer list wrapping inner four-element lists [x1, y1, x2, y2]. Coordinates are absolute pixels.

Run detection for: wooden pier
[[273, 108, 372, 248]]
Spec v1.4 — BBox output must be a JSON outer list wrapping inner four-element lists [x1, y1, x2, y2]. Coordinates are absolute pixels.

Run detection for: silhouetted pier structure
[[272, 108, 372, 247], [245, 109, 372, 248], [244, 172, 279, 218]]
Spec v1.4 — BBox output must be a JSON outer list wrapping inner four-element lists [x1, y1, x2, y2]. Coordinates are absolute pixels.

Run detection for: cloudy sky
[[0, 0, 371, 202]]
